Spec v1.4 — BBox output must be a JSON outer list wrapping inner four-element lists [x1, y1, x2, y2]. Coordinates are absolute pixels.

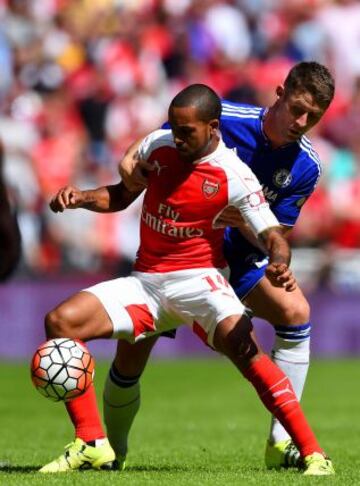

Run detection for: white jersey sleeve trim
[[220, 149, 279, 236], [138, 129, 174, 161], [237, 200, 279, 236]]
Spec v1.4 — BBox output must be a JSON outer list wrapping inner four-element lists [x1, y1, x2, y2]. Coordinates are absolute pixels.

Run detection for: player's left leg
[[103, 336, 158, 469], [244, 278, 311, 468], [212, 314, 334, 476], [177, 268, 332, 475]]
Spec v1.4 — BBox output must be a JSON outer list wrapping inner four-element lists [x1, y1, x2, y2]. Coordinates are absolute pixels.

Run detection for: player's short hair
[[284, 62, 335, 109], [169, 84, 222, 121]]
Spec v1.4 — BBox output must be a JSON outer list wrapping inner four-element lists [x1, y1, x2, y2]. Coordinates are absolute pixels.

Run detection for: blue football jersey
[[220, 100, 322, 297], [220, 101, 322, 224], [162, 100, 322, 299]]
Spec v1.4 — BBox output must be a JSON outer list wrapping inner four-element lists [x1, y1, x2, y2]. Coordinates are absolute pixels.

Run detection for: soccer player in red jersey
[[40, 84, 334, 475], [115, 62, 335, 471]]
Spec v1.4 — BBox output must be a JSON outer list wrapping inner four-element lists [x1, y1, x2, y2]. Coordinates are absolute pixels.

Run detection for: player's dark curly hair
[[169, 84, 222, 121], [284, 62, 335, 109]]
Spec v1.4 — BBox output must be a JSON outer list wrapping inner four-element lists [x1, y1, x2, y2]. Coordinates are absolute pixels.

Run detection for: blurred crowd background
[[1, 0, 360, 290]]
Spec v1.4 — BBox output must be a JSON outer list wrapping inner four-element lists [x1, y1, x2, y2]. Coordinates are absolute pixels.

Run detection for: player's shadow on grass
[[0, 463, 270, 475], [129, 465, 191, 472], [0, 464, 191, 474], [128, 465, 266, 473], [0, 464, 40, 473]]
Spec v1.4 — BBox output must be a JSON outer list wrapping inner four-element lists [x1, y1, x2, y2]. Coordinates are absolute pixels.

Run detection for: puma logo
[[153, 160, 167, 176], [272, 384, 294, 398]]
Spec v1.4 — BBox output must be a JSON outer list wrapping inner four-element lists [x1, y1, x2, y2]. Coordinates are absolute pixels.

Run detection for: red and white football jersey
[[134, 129, 278, 273]]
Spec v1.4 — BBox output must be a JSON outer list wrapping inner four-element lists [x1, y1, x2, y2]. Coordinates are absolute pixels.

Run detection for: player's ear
[[276, 85, 285, 99], [209, 119, 219, 134]]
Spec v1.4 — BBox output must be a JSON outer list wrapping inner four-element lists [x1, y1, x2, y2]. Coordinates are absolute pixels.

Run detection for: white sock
[[103, 365, 140, 458], [269, 323, 311, 444]]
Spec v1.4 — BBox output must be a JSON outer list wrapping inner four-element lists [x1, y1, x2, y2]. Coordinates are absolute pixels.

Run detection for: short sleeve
[[138, 129, 171, 161], [226, 162, 279, 235]]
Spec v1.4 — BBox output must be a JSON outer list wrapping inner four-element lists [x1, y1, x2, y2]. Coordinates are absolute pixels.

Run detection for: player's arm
[[279, 225, 292, 237], [118, 136, 154, 192], [258, 226, 290, 266], [243, 218, 292, 248], [216, 206, 292, 244], [118, 128, 171, 194], [219, 203, 295, 290], [50, 130, 163, 213], [236, 201, 295, 291], [49, 182, 143, 213], [258, 226, 295, 291], [228, 168, 296, 291], [243, 210, 296, 291]]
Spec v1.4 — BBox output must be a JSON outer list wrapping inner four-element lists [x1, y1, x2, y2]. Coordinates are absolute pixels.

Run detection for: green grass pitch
[[0, 357, 359, 485]]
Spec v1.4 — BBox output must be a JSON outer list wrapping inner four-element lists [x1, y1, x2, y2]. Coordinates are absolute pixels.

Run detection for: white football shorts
[[83, 267, 245, 347]]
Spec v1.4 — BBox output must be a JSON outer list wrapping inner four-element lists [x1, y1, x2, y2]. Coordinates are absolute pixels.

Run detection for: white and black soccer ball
[[31, 338, 95, 402]]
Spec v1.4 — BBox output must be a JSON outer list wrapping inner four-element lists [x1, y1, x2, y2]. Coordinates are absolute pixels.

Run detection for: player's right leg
[[40, 290, 117, 473], [45, 290, 115, 341], [40, 273, 163, 473], [103, 336, 158, 469], [78, 273, 179, 470]]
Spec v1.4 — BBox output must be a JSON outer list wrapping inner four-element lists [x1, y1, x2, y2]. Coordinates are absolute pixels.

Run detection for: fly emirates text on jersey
[[141, 203, 204, 238]]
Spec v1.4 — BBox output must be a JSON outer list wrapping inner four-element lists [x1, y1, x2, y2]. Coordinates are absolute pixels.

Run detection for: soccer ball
[[31, 338, 95, 402]]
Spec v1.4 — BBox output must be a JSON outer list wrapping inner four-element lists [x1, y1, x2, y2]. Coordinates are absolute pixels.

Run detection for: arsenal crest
[[202, 179, 220, 199]]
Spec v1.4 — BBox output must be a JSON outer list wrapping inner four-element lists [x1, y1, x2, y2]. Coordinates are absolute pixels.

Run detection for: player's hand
[[49, 186, 84, 212], [119, 152, 153, 192], [265, 263, 297, 292]]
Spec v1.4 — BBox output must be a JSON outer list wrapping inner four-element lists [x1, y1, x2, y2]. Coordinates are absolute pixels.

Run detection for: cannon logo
[[202, 179, 220, 199]]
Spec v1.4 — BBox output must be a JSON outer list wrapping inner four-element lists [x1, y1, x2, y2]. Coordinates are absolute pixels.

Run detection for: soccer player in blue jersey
[[105, 62, 335, 471]]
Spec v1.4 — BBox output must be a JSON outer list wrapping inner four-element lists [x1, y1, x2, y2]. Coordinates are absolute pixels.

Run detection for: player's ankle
[[84, 437, 108, 447]]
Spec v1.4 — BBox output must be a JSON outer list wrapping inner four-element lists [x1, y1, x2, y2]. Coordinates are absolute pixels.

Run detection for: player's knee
[[276, 297, 310, 325], [113, 353, 145, 377], [45, 305, 78, 339], [217, 328, 259, 368], [235, 336, 259, 368]]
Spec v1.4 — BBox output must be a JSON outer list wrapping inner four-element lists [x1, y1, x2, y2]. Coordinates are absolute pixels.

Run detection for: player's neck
[[191, 134, 220, 163], [262, 108, 288, 149]]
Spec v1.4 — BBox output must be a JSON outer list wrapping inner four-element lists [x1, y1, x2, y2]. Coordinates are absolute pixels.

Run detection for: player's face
[[168, 105, 219, 162], [271, 86, 326, 144]]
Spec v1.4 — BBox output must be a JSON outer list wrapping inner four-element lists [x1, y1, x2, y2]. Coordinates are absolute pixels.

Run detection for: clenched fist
[[49, 186, 85, 213]]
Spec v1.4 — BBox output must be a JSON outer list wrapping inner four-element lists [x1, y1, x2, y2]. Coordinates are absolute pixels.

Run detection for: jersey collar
[[194, 138, 225, 164], [259, 108, 271, 145]]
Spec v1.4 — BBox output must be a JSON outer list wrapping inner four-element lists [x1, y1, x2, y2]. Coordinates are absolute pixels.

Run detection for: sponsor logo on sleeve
[[248, 190, 266, 207]]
